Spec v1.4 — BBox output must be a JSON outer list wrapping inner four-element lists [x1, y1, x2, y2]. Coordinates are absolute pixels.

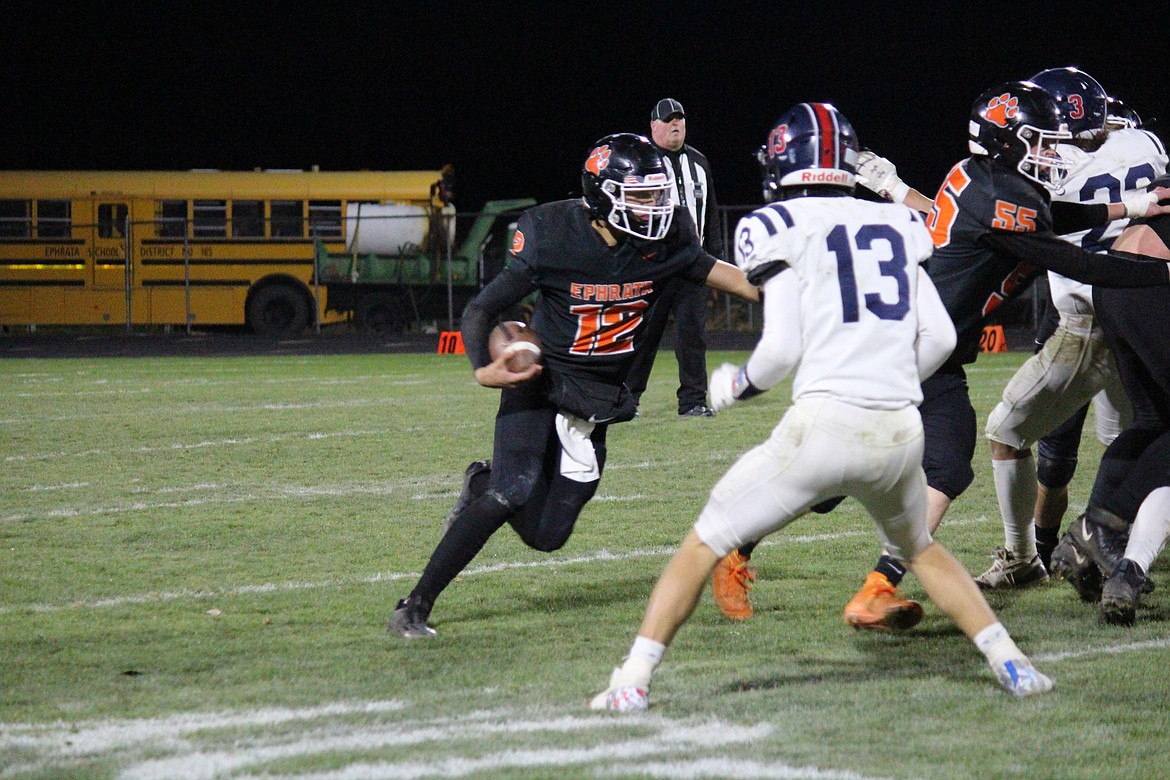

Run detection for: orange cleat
[[842, 571, 923, 631], [712, 550, 757, 620]]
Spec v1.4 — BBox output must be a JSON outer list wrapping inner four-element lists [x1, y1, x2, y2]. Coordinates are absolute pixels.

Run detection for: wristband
[[1123, 191, 1157, 219]]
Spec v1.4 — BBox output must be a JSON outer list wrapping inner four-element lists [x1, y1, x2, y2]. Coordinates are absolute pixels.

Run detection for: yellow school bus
[[0, 168, 448, 335]]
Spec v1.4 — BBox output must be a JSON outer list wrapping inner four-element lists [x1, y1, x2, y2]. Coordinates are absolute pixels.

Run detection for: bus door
[[92, 202, 129, 289]]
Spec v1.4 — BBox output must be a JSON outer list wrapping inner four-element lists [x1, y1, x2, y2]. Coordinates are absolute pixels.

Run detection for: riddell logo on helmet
[[986, 93, 1020, 128], [795, 170, 852, 184], [586, 146, 611, 175]]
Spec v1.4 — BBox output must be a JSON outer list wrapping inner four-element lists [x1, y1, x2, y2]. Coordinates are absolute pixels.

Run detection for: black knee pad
[[1036, 454, 1077, 490]]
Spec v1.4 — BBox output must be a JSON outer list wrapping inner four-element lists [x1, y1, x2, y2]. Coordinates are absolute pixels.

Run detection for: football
[[488, 320, 542, 372]]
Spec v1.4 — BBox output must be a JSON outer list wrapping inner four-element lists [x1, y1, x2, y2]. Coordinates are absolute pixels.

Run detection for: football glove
[[857, 150, 910, 203], [710, 363, 764, 412]]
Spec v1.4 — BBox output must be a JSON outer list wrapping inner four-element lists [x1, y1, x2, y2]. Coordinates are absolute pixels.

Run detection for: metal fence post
[[445, 207, 455, 331], [124, 214, 132, 333], [184, 232, 192, 335]]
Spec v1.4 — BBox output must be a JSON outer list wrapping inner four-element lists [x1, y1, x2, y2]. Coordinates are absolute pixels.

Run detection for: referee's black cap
[[651, 98, 686, 122]]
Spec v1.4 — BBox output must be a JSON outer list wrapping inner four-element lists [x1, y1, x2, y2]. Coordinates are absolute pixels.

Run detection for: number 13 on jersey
[[828, 223, 910, 323]]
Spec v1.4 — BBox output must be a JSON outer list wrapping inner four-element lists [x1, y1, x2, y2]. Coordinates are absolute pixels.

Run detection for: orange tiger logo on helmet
[[985, 93, 1020, 128], [585, 145, 612, 175], [510, 229, 525, 254]]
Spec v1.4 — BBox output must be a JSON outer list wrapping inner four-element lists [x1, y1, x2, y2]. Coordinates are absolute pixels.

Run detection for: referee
[[626, 98, 724, 417]]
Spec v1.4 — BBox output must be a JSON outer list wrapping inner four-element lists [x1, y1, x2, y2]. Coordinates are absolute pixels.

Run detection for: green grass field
[[2, 348, 1168, 779]]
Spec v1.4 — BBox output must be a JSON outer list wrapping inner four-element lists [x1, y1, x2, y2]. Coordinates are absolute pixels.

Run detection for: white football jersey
[[734, 196, 935, 408], [1049, 128, 1168, 314]]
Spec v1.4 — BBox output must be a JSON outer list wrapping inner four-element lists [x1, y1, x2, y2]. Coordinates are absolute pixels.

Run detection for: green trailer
[[315, 198, 535, 332]]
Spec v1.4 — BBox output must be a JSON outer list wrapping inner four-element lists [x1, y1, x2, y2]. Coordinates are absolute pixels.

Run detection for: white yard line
[[0, 702, 893, 780], [3, 428, 403, 463]]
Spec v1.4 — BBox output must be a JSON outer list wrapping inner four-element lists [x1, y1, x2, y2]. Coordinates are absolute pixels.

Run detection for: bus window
[[98, 203, 128, 238], [193, 200, 226, 238], [232, 200, 263, 238], [270, 200, 303, 237], [309, 200, 342, 238], [0, 200, 31, 238], [156, 200, 187, 238], [36, 200, 72, 238]]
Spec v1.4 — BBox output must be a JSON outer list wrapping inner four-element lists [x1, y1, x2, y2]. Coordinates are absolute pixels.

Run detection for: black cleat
[[1072, 512, 1128, 574], [1049, 530, 1104, 603], [1100, 559, 1147, 627], [388, 595, 437, 638], [441, 459, 491, 536], [680, 404, 715, 417]]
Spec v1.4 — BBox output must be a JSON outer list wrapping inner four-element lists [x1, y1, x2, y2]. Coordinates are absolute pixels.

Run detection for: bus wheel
[[356, 292, 407, 334], [248, 283, 310, 337]]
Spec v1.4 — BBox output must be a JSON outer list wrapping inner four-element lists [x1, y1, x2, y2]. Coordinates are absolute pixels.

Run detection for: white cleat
[[992, 658, 1054, 697], [588, 684, 648, 712], [588, 666, 649, 712], [975, 547, 1049, 590]]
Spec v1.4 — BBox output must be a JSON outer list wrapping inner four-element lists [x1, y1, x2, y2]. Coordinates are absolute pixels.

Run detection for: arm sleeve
[[914, 268, 957, 380], [461, 265, 539, 369], [742, 268, 802, 390], [1050, 201, 1110, 235], [980, 231, 1170, 287]]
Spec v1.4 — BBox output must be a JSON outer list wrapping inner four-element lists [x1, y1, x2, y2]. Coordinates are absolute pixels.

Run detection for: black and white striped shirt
[[657, 143, 724, 259]]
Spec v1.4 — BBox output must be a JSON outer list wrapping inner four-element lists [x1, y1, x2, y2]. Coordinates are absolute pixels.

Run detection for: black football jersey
[[925, 156, 1052, 368], [506, 200, 716, 383]]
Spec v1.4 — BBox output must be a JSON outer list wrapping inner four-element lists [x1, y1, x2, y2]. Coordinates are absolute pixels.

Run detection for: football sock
[[875, 554, 906, 587], [630, 635, 666, 665], [1121, 487, 1170, 573], [738, 541, 758, 558], [1035, 525, 1059, 571], [973, 622, 1024, 667], [992, 457, 1038, 557], [412, 492, 511, 605], [616, 636, 664, 689]]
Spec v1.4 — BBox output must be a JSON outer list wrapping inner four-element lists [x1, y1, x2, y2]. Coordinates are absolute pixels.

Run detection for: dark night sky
[[2, 2, 1165, 212]]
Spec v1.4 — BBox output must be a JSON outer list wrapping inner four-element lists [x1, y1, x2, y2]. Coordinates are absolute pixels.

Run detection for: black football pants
[[409, 379, 608, 609]]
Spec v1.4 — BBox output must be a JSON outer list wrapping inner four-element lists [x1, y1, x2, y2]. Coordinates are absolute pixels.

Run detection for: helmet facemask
[[600, 173, 674, 240], [1016, 123, 1072, 189]]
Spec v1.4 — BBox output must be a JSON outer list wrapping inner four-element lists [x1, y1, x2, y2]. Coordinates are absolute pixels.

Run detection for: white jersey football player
[[979, 68, 1169, 589], [588, 103, 1053, 712]]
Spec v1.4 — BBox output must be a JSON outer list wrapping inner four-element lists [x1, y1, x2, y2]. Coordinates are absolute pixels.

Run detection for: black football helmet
[[757, 102, 859, 202], [968, 81, 1072, 190], [1028, 67, 1108, 138], [1106, 96, 1143, 130], [581, 133, 674, 240]]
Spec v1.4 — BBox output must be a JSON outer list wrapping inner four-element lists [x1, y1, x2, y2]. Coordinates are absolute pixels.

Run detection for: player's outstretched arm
[[704, 259, 760, 303], [710, 270, 800, 412], [1108, 185, 1170, 222], [856, 150, 934, 214]]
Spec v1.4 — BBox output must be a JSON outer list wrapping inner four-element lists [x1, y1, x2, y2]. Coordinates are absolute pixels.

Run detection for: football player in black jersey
[[840, 81, 1170, 630], [388, 133, 759, 638], [1055, 203, 1170, 624]]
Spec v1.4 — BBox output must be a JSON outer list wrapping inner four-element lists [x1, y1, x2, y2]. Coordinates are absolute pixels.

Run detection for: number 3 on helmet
[[581, 133, 675, 240], [1028, 67, 1109, 138]]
